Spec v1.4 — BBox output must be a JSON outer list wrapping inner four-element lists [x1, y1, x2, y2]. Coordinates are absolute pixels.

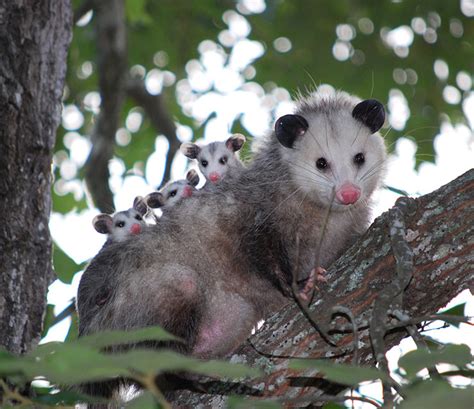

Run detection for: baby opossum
[[92, 196, 148, 244], [77, 90, 386, 400], [180, 133, 246, 184], [145, 169, 200, 211]]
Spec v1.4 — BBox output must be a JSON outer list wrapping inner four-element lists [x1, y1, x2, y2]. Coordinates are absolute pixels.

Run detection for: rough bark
[[84, 0, 126, 213], [0, 1, 72, 354], [173, 169, 474, 407]]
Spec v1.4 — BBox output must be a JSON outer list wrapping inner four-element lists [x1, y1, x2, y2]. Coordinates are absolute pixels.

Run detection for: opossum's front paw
[[298, 266, 327, 302]]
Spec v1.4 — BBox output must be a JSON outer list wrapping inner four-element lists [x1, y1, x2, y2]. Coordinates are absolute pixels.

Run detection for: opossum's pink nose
[[182, 185, 193, 198], [336, 183, 361, 205], [130, 223, 141, 235], [209, 172, 220, 183]]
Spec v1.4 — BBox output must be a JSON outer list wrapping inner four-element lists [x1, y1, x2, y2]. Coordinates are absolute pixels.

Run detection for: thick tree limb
[[172, 169, 474, 406], [0, 1, 72, 354], [125, 77, 180, 187], [84, 0, 126, 213]]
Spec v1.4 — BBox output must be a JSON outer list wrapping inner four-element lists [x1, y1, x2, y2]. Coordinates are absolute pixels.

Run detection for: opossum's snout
[[130, 223, 142, 235], [182, 185, 193, 198], [336, 183, 361, 205], [209, 172, 220, 183]]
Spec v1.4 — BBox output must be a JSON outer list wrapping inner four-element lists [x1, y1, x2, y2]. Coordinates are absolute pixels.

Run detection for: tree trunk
[[172, 169, 474, 407], [0, 1, 72, 354]]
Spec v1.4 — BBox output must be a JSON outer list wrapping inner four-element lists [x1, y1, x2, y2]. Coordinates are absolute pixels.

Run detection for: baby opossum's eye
[[201, 160, 208, 167], [354, 153, 365, 166], [316, 157, 329, 170], [169, 190, 177, 198], [219, 156, 228, 165], [115, 221, 125, 228], [135, 214, 142, 221]]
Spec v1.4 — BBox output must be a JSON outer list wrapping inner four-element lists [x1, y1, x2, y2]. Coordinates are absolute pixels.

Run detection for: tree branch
[[171, 169, 474, 407], [84, 0, 126, 213], [125, 77, 180, 187]]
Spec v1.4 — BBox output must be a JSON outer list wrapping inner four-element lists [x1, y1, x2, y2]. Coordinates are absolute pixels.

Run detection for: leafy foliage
[[0, 326, 260, 408]]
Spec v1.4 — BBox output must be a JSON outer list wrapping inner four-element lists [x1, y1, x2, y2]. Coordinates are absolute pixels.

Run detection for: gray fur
[[180, 134, 246, 185], [78, 89, 387, 399]]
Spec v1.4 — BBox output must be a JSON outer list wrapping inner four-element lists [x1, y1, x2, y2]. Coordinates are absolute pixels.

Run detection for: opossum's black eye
[[116, 221, 125, 228], [169, 190, 177, 198], [354, 153, 365, 166], [201, 160, 208, 168], [275, 114, 308, 149], [135, 214, 142, 221], [219, 156, 228, 165], [316, 158, 328, 170]]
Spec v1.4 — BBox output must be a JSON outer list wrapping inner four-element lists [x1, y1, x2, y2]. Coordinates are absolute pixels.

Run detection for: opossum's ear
[[186, 169, 200, 187], [133, 196, 148, 216], [180, 143, 201, 159], [275, 114, 309, 149], [93, 214, 113, 234], [146, 192, 165, 208], [226, 133, 246, 152], [352, 99, 385, 133]]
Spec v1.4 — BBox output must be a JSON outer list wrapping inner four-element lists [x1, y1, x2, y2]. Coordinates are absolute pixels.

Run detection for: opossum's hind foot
[[298, 266, 327, 302]]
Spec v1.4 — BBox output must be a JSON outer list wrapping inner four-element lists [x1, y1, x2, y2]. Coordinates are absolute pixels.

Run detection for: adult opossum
[[77, 90, 386, 397]]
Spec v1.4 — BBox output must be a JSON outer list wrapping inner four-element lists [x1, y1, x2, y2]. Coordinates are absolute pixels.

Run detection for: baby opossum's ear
[[275, 114, 309, 149], [352, 99, 385, 133], [186, 169, 200, 187], [180, 143, 201, 159], [93, 214, 113, 234], [225, 133, 246, 152], [146, 192, 165, 209], [133, 196, 148, 216]]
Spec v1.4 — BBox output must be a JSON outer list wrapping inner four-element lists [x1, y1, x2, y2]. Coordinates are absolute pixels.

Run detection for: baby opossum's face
[[93, 209, 146, 242], [160, 180, 195, 207], [146, 169, 200, 210], [276, 97, 386, 211], [180, 134, 246, 184]]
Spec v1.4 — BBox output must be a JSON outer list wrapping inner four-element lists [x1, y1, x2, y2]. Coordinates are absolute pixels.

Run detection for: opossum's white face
[[180, 134, 246, 184], [93, 209, 146, 242], [160, 179, 196, 207], [277, 97, 387, 211], [111, 210, 146, 241], [197, 143, 241, 184]]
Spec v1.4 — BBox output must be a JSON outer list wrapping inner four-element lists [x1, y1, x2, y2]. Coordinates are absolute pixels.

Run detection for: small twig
[[125, 77, 180, 187], [331, 306, 359, 365], [131, 372, 171, 409], [291, 235, 335, 346], [391, 309, 440, 379]]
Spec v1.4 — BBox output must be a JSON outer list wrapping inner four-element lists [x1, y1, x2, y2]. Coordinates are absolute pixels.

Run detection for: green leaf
[[111, 349, 261, 379], [322, 403, 346, 409], [400, 380, 474, 409], [76, 326, 180, 349], [289, 359, 389, 386], [32, 389, 101, 405], [437, 303, 466, 327], [384, 185, 409, 196], [42, 304, 56, 337], [25, 344, 130, 384], [125, 391, 158, 409], [126, 0, 152, 25], [399, 344, 472, 380], [53, 242, 84, 283]]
